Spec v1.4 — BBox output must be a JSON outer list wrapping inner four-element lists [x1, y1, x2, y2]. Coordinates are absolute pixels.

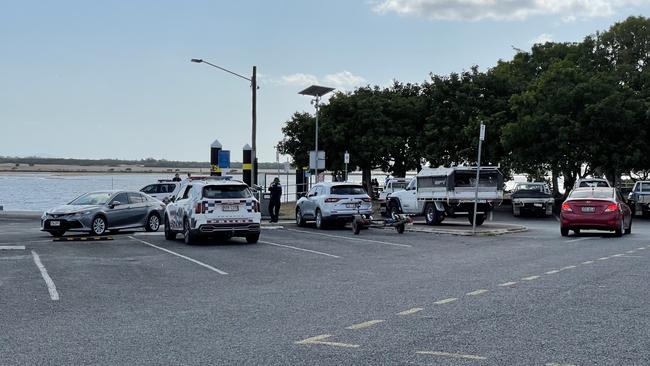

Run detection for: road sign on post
[[344, 151, 350, 181], [218, 150, 230, 169], [472, 122, 485, 235], [309, 150, 326, 170]]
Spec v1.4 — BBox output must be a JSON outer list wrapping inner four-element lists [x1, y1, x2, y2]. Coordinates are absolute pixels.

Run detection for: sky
[[2, 0, 649, 162]]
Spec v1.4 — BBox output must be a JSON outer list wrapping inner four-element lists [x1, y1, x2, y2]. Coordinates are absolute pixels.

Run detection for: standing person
[[268, 177, 282, 223], [187, 172, 192, 180], [172, 173, 181, 182]]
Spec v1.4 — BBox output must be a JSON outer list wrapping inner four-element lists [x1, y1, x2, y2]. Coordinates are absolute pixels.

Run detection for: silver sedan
[[41, 190, 166, 236]]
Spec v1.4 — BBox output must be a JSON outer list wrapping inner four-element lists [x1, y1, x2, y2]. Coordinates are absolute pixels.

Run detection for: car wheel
[[573, 229, 581, 236], [424, 203, 436, 225], [468, 213, 485, 226], [315, 209, 324, 230], [388, 201, 401, 218], [183, 218, 196, 245], [246, 233, 260, 244], [91, 216, 107, 236], [145, 213, 160, 232], [560, 227, 569, 237], [295, 208, 305, 227], [512, 206, 520, 217], [625, 219, 632, 235], [396, 224, 405, 234], [352, 219, 361, 235], [164, 216, 176, 240], [49, 230, 65, 237], [614, 219, 624, 237]]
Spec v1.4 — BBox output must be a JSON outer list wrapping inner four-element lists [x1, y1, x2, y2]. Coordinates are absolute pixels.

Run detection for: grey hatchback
[[41, 190, 166, 237]]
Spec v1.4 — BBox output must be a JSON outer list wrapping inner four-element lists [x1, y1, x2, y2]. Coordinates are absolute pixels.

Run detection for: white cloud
[[278, 73, 319, 86], [372, 0, 646, 21], [531, 33, 553, 44], [273, 71, 366, 89], [323, 71, 367, 87]]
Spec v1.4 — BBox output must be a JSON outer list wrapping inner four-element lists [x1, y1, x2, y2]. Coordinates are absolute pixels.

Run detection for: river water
[[0, 172, 393, 211]]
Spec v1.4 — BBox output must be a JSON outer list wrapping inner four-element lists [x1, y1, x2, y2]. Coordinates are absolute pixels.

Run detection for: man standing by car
[[268, 177, 282, 223], [172, 173, 181, 182]]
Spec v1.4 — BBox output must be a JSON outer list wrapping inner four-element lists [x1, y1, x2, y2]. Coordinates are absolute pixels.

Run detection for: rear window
[[202, 185, 252, 199], [569, 190, 614, 199], [579, 180, 609, 188], [515, 184, 545, 192], [330, 185, 366, 195]]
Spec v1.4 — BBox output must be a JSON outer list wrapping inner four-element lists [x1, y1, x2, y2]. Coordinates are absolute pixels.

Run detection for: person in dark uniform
[[268, 177, 282, 223], [172, 173, 181, 182]]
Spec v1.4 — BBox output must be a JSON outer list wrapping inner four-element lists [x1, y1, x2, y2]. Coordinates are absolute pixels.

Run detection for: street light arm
[[192, 58, 251, 82]]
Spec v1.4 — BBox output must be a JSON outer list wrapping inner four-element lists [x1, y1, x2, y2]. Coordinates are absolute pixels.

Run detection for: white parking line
[[31, 250, 59, 301], [417, 351, 486, 360], [466, 289, 488, 296], [434, 297, 458, 305], [581, 261, 594, 265], [286, 228, 411, 248], [545, 269, 561, 274], [295, 334, 359, 348], [522, 275, 540, 281], [397, 307, 424, 316], [346, 319, 384, 330], [498, 281, 517, 287], [0, 245, 25, 250], [128, 236, 228, 275], [564, 237, 593, 243], [560, 265, 577, 270], [260, 240, 341, 258], [554, 215, 560, 222]]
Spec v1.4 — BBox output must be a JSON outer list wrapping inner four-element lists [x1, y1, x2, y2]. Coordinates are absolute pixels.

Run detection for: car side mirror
[[109, 201, 122, 209]]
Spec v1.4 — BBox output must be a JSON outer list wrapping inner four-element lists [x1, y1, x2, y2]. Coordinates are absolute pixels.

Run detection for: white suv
[[164, 178, 261, 244], [295, 182, 372, 229], [140, 181, 182, 204]]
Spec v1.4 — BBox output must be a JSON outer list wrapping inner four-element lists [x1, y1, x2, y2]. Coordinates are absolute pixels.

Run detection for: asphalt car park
[[1, 212, 649, 365]]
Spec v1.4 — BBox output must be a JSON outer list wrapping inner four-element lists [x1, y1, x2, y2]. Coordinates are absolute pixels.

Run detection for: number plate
[[346, 203, 357, 208], [534, 203, 543, 207], [581, 207, 595, 213], [50, 220, 61, 227], [222, 204, 239, 211]]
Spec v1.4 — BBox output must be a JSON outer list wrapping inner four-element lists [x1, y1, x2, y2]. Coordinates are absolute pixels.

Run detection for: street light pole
[[298, 85, 334, 185], [191, 58, 258, 185]]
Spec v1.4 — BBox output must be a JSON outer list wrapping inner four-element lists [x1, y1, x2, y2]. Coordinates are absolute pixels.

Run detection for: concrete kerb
[[402, 224, 528, 236], [0, 210, 42, 219]]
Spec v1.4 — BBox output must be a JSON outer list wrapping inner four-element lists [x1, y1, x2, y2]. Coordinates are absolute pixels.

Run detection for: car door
[[106, 192, 131, 228], [172, 185, 193, 230], [126, 192, 149, 227], [617, 190, 632, 227], [303, 186, 319, 218], [401, 179, 418, 214]]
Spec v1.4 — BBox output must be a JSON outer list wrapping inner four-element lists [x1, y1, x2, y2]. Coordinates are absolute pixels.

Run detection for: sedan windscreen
[[569, 190, 614, 199], [69, 192, 112, 205], [331, 185, 366, 195], [203, 185, 252, 199]]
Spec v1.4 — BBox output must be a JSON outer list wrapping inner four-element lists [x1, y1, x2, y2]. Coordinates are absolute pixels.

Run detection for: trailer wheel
[[396, 224, 405, 234], [352, 219, 361, 235]]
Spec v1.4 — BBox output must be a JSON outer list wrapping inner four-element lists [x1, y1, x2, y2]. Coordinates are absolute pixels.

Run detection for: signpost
[[344, 151, 350, 182], [472, 122, 485, 235]]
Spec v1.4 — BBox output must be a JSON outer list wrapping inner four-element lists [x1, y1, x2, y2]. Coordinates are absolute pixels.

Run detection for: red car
[[560, 187, 632, 237]]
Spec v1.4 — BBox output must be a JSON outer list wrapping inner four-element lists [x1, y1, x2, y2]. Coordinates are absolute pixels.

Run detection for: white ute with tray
[[386, 166, 504, 226], [164, 177, 261, 244]]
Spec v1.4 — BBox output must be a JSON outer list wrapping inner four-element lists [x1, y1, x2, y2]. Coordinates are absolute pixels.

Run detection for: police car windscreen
[[203, 185, 252, 199], [331, 185, 366, 195]]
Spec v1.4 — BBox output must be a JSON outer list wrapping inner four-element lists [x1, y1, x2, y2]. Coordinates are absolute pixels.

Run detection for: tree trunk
[[551, 169, 560, 197], [362, 167, 372, 194]]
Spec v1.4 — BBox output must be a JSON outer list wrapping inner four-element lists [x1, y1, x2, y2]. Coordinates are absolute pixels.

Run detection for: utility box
[[259, 192, 271, 219]]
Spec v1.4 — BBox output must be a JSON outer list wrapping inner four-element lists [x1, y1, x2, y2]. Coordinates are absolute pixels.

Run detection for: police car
[[163, 177, 261, 244]]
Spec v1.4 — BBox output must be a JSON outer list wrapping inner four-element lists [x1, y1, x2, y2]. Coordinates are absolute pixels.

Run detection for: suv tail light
[[195, 202, 205, 214], [561, 203, 572, 212], [325, 198, 341, 203], [604, 203, 619, 212]]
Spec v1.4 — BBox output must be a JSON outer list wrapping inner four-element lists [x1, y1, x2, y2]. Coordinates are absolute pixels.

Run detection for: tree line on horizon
[[0, 156, 285, 170], [278, 16, 650, 196]]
